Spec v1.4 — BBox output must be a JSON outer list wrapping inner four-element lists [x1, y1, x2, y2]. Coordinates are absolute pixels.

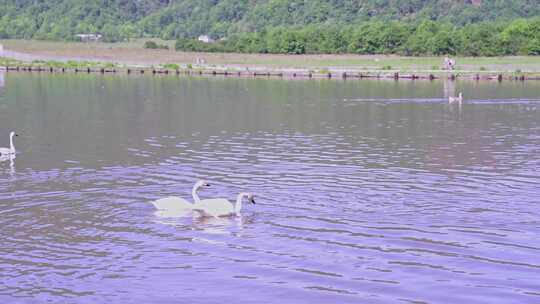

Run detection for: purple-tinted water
[[0, 73, 539, 303]]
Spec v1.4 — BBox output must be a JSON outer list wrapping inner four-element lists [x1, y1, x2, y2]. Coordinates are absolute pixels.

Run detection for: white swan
[[0, 132, 18, 156], [449, 92, 463, 103], [194, 192, 255, 218], [151, 180, 210, 212]]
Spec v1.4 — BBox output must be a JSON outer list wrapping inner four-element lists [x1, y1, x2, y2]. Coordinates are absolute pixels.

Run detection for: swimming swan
[[0, 132, 18, 156], [194, 192, 255, 218], [449, 92, 463, 103], [151, 180, 210, 212]]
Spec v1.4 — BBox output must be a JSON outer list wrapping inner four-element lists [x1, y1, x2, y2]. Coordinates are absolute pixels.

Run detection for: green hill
[[0, 0, 539, 40]]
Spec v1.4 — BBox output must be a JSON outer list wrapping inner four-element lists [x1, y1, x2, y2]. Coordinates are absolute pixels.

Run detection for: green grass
[[2, 39, 540, 73], [0, 57, 22, 66], [162, 63, 180, 70], [1, 38, 175, 51], [236, 56, 540, 70], [1, 57, 120, 69]]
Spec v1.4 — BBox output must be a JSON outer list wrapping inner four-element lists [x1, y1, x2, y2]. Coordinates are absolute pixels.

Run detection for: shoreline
[[1, 65, 536, 81], [1, 40, 540, 81]]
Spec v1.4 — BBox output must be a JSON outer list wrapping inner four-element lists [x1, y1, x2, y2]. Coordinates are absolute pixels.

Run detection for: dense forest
[[175, 18, 540, 56], [0, 0, 539, 56]]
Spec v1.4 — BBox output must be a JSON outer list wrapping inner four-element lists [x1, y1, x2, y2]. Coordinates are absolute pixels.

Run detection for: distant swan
[[151, 180, 210, 212], [449, 92, 463, 103], [0, 132, 18, 156], [194, 192, 255, 218]]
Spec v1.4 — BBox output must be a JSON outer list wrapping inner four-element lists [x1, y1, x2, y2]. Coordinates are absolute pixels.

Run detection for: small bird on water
[[449, 92, 463, 103]]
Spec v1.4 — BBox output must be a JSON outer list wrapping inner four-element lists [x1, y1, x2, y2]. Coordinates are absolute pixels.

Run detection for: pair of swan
[[151, 180, 256, 217], [0, 132, 18, 156], [449, 92, 463, 103]]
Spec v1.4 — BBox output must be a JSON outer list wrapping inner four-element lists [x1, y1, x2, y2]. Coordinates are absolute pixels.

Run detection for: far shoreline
[[1, 39, 540, 81]]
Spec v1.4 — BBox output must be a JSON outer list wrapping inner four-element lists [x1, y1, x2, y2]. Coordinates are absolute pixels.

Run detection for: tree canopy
[[0, 0, 539, 56], [1, 0, 539, 41]]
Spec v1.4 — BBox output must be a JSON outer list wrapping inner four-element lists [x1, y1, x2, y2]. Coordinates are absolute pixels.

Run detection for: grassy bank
[[1, 40, 540, 80], [2, 40, 540, 71]]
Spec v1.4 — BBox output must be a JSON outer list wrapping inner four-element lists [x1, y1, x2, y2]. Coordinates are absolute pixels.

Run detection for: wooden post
[[497, 74, 503, 82]]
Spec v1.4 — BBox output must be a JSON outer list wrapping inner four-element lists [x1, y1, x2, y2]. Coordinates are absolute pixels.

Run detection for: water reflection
[[443, 79, 456, 100], [0, 70, 5, 89], [0, 152, 15, 176], [194, 215, 249, 235]]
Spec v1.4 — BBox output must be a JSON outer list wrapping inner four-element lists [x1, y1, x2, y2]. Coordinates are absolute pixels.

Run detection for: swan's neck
[[9, 134, 15, 153], [192, 185, 201, 204], [235, 193, 247, 215]]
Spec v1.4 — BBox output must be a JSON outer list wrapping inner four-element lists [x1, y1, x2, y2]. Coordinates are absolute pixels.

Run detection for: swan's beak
[[15, 134, 19, 137], [205, 183, 211, 187], [250, 199, 256, 204]]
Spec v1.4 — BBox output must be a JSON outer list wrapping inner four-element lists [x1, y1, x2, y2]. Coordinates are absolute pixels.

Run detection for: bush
[[144, 40, 169, 50], [163, 63, 180, 70], [144, 41, 159, 49]]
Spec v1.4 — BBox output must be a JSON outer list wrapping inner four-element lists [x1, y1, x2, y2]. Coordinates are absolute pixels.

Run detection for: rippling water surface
[[0, 73, 539, 303]]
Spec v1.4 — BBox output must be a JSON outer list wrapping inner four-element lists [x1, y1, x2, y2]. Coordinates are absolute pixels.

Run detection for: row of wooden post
[[2, 66, 532, 81]]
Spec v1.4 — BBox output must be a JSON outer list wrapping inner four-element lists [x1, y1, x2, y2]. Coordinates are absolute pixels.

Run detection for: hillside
[[0, 0, 539, 41]]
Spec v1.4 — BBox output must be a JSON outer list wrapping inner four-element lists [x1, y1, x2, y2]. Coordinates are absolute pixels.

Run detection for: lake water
[[1, 72, 539, 304]]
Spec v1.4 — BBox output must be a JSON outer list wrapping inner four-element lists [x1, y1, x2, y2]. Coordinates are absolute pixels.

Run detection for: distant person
[[443, 57, 455, 70]]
